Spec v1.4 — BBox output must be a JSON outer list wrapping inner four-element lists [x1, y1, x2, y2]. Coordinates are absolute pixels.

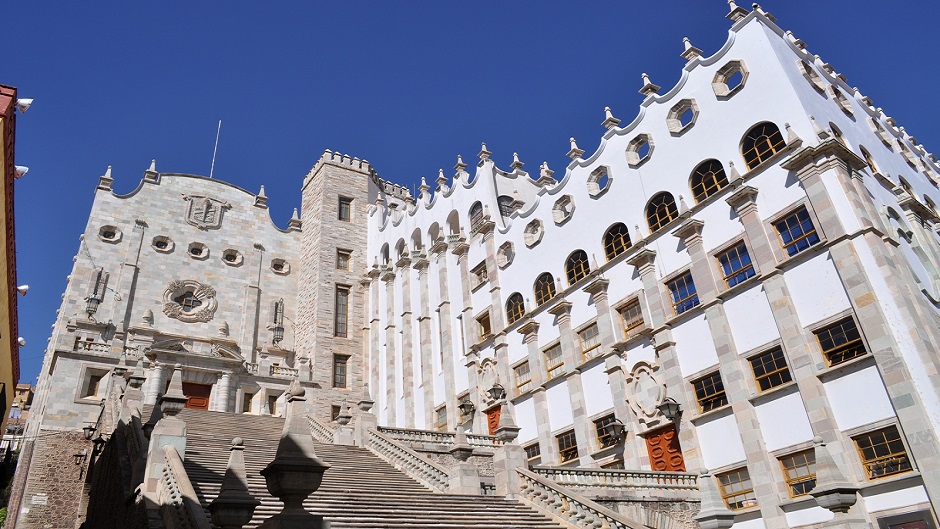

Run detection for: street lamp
[[603, 418, 628, 444], [486, 383, 506, 402], [457, 399, 476, 416], [82, 424, 97, 441], [657, 397, 682, 422]]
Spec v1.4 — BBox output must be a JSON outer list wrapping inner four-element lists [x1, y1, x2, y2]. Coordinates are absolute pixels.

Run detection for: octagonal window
[[798, 60, 826, 93], [188, 242, 209, 260], [552, 195, 575, 225], [626, 134, 654, 167], [587, 166, 612, 197], [830, 86, 853, 116], [712, 60, 748, 98], [98, 225, 122, 243], [151, 235, 174, 253], [523, 219, 544, 248], [667, 99, 699, 135]]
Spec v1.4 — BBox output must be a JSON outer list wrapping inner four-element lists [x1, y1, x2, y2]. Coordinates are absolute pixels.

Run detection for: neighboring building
[[0, 85, 22, 438], [9, 6, 940, 529], [2, 384, 33, 456]]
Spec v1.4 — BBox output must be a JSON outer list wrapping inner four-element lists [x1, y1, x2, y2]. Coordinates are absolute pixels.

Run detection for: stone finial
[[98, 165, 114, 190], [494, 402, 521, 442], [639, 73, 661, 96], [142, 309, 154, 326], [694, 469, 736, 529], [454, 154, 467, 172], [450, 424, 474, 461], [258, 383, 331, 529], [784, 122, 802, 145], [127, 358, 147, 389], [727, 161, 742, 183], [337, 399, 353, 426], [159, 364, 188, 417], [536, 162, 556, 187], [681, 37, 703, 61], [436, 168, 450, 194], [679, 195, 690, 214], [726, 0, 749, 22], [358, 383, 375, 412], [218, 320, 230, 337], [809, 115, 830, 140], [478, 142, 492, 163], [602, 106, 621, 129], [288, 208, 302, 230], [209, 438, 261, 529], [810, 436, 860, 514], [258, 185, 267, 198], [511, 152, 524, 170], [567, 137, 585, 160], [752, 3, 775, 21], [147, 159, 157, 173], [114, 353, 129, 377], [419, 177, 430, 195]]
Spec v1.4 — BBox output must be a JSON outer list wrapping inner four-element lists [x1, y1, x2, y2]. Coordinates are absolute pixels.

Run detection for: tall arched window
[[469, 202, 484, 230], [506, 293, 525, 324], [690, 159, 728, 203], [603, 223, 632, 261], [534, 273, 556, 306], [497, 195, 514, 217], [646, 192, 678, 232], [565, 250, 591, 285], [741, 122, 786, 170]]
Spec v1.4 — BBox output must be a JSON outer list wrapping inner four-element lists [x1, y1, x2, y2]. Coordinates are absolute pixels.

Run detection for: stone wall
[[11, 430, 87, 529], [595, 498, 700, 529]]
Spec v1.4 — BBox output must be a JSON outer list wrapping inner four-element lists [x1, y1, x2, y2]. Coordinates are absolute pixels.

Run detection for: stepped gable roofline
[[103, 168, 301, 234]]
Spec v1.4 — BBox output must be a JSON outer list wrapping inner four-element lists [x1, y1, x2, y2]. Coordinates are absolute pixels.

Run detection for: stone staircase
[[176, 408, 567, 529]]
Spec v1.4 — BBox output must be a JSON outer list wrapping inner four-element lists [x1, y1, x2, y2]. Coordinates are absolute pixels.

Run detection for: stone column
[[397, 255, 416, 427], [382, 267, 398, 425], [431, 238, 458, 428], [143, 361, 167, 406], [367, 266, 382, 415], [413, 252, 435, 429], [215, 371, 233, 413], [452, 239, 480, 430]]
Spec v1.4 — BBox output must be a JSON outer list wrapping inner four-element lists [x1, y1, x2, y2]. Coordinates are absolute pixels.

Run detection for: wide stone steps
[[171, 408, 564, 529]]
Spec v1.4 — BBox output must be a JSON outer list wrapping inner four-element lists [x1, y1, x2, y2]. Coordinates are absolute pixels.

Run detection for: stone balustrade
[[73, 339, 112, 354], [268, 365, 298, 378], [245, 362, 259, 374], [377, 426, 503, 448], [534, 467, 698, 493], [517, 467, 644, 529], [306, 415, 336, 443], [366, 428, 449, 492], [158, 445, 212, 529]]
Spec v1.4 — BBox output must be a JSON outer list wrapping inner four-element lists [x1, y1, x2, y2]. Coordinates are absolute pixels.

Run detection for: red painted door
[[645, 424, 685, 471], [486, 406, 501, 435], [182, 383, 212, 410]]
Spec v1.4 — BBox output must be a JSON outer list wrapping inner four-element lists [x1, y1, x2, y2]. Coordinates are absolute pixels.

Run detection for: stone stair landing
[[177, 408, 565, 529]]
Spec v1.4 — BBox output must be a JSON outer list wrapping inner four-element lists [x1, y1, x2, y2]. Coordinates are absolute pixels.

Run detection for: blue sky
[[7, 2, 940, 383]]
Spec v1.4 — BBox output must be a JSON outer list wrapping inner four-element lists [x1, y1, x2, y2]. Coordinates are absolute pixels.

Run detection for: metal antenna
[[209, 119, 222, 179]]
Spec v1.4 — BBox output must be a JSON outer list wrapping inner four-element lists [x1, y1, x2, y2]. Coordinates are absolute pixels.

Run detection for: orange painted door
[[645, 424, 685, 471], [182, 383, 212, 410], [486, 406, 501, 435]]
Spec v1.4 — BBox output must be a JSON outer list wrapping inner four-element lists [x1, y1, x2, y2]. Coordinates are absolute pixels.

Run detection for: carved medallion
[[625, 360, 667, 429], [163, 280, 218, 323], [183, 195, 231, 230], [478, 358, 499, 405]]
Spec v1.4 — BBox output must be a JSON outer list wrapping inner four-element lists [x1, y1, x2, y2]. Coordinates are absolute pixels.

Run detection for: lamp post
[[487, 383, 506, 402], [457, 399, 476, 417], [657, 397, 682, 422]]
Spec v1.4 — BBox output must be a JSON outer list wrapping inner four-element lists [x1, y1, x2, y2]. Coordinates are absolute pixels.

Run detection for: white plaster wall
[[729, 515, 766, 529], [754, 391, 814, 452], [515, 397, 538, 444], [672, 314, 720, 377], [723, 285, 780, 353], [862, 484, 929, 513], [582, 363, 615, 416], [784, 252, 851, 326], [622, 339, 656, 372], [783, 506, 834, 527], [697, 414, 747, 470], [546, 381, 574, 432], [825, 365, 895, 431], [821, 171, 861, 234], [699, 199, 745, 253]]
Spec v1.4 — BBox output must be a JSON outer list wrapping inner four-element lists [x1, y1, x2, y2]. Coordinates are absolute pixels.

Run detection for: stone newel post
[[143, 364, 189, 495], [492, 402, 526, 498], [447, 425, 481, 494], [354, 384, 377, 446], [257, 380, 331, 529], [209, 438, 260, 529]]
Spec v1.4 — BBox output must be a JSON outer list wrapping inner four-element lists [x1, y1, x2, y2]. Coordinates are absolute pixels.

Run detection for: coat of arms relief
[[184, 195, 231, 230]]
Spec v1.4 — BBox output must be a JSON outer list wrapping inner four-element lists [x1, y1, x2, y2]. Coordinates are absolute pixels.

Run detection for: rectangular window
[[717, 242, 756, 287], [593, 414, 618, 449], [84, 373, 104, 398], [524, 442, 541, 464], [544, 344, 566, 379], [514, 361, 532, 394], [667, 272, 700, 315], [815, 317, 866, 367], [331, 405, 341, 421], [471, 261, 488, 289], [338, 197, 352, 221], [619, 300, 644, 339], [717, 467, 757, 510], [477, 312, 492, 339], [774, 207, 820, 256], [435, 406, 448, 432], [332, 354, 349, 388], [601, 459, 626, 470], [692, 372, 728, 412], [268, 395, 279, 416], [780, 449, 816, 497], [556, 430, 579, 463], [749, 348, 792, 392], [336, 249, 351, 270], [242, 392, 254, 413], [578, 323, 601, 359], [853, 426, 912, 480], [334, 286, 349, 337]]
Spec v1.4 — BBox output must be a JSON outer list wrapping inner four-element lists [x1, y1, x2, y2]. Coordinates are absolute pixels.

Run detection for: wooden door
[[486, 406, 501, 435], [182, 383, 212, 410], [645, 424, 685, 471]]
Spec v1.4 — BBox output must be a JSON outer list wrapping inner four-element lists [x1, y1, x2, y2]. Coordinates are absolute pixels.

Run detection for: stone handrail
[[158, 445, 212, 529], [378, 426, 503, 448], [269, 365, 298, 378], [307, 415, 336, 443], [366, 428, 449, 492], [534, 467, 698, 491], [517, 467, 645, 529]]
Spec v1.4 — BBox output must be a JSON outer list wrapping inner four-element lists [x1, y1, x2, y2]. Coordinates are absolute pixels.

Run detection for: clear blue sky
[[6, 2, 940, 383]]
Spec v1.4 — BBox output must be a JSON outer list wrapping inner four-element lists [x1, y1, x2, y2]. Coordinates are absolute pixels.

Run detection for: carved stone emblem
[[478, 358, 499, 405], [183, 195, 231, 230], [625, 360, 667, 429], [163, 280, 218, 323]]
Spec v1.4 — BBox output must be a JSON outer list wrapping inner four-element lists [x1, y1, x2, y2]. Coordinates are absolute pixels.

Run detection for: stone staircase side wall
[[82, 427, 150, 529], [595, 498, 701, 529]]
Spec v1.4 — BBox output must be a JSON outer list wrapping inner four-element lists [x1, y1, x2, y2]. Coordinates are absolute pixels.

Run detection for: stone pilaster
[[111, 219, 146, 343], [726, 186, 776, 274], [238, 243, 264, 363], [582, 277, 616, 353], [215, 371, 233, 413], [367, 267, 381, 417], [143, 362, 167, 406], [672, 219, 718, 303], [432, 241, 457, 429], [382, 268, 398, 425], [413, 253, 435, 429], [397, 256, 416, 428]]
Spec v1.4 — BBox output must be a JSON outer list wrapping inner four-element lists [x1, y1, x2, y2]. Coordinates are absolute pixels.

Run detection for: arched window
[[646, 192, 678, 232], [506, 293, 525, 324], [497, 196, 514, 217], [603, 223, 632, 261], [690, 159, 728, 203], [534, 273, 556, 306], [859, 145, 878, 173], [741, 122, 786, 170], [565, 250, 591, 285], [469, 202, 484, 230]]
